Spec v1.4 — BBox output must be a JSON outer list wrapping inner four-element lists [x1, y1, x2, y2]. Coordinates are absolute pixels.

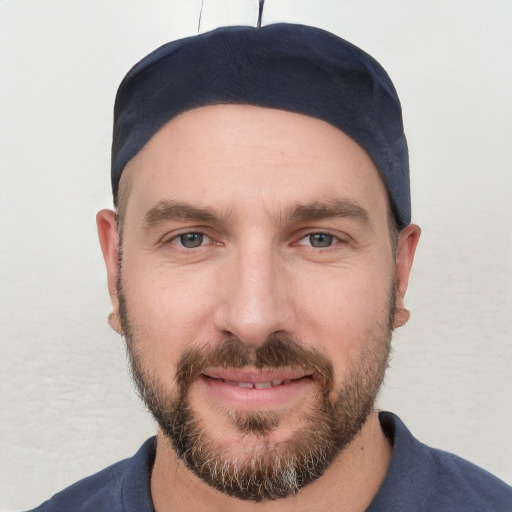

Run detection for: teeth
[[219, 378, 296, 388], [254, 382, 272, 389]]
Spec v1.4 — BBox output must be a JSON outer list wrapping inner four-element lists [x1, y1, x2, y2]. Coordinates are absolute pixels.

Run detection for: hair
[[114, 168, 130, 239]]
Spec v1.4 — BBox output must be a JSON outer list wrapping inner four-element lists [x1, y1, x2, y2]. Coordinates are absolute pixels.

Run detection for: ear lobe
[[393, 223, 421, 328], [108, 312, 123, 335], [392, 302, 410, 328], [96, 209, 122, 331]]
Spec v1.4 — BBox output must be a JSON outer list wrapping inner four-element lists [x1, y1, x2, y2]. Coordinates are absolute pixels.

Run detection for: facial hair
[[119, 282, 394, 502]]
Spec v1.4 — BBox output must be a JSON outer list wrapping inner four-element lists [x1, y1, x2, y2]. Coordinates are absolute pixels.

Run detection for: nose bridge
[[214, 240, 293, 346]]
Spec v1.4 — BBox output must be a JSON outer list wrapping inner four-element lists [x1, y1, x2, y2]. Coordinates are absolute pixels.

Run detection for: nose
[[212, 245, 296, 347]]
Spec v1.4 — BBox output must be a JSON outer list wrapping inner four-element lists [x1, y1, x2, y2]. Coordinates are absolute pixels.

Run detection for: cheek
[[120, 263, 220, 370], [298, 258, 392, 309], [293, 265, 393, 351]]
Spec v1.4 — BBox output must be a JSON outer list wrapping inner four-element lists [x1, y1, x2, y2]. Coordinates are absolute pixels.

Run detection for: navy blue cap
[[112, 23, 410, 227]]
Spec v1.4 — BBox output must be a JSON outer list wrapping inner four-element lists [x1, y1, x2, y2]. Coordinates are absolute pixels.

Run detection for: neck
[[150, 411, 392, 512]]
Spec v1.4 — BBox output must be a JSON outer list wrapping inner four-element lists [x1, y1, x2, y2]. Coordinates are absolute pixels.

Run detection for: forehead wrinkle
[[142, 199, 236, 230]]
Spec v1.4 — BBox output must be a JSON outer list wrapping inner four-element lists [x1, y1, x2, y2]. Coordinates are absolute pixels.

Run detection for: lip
[[201, 368, 313, 383], [198, 368, 315, 411]]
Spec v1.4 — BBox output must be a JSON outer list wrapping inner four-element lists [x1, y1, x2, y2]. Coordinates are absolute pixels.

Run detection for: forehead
[[120, 104, 390, 225]]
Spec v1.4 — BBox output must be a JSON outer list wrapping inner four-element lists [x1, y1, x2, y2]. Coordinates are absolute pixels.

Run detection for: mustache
[[175, 333, 334, 394]]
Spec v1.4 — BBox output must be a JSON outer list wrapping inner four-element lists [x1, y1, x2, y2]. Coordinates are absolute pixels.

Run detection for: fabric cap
[[112, 23, 411, 227]]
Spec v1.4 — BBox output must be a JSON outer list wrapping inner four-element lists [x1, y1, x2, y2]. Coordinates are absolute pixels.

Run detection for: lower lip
[[198, 375, 314, 411]]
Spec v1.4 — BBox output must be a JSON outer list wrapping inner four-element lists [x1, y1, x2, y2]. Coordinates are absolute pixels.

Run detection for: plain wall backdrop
[[1, 1, 511, 510]]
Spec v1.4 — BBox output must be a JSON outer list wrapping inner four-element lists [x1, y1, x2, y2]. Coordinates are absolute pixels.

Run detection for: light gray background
[[1, 1, 511, 510]]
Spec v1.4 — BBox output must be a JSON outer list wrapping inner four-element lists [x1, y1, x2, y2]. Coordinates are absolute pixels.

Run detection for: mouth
[[206, 377, 307, 389], [198, 368, 315, 410], [201, 374, 311, 389]]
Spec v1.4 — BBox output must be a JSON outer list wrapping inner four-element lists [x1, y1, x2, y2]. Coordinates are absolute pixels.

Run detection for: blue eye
[[309, 233, 334, 247], [307, 233, 335, 248], [177, 233, 208, 248]]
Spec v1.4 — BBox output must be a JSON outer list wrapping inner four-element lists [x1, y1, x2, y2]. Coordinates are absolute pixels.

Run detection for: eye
[[299, 233, 336, 248], [173, 232, 211, 249]]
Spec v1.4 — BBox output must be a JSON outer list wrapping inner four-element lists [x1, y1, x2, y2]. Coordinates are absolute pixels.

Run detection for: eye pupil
[[180, 233, 203, 248], [309, 233, 333, 248]]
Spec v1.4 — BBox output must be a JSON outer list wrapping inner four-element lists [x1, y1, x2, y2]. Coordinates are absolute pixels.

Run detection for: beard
[[119, 282, 394, 502]]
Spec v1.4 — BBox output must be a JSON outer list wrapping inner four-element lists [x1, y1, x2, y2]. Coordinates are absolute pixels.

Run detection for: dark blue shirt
[[27, 412, 511, 511]]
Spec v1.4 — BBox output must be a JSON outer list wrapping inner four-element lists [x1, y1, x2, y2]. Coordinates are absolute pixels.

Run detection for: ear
[[96, 209, 123, 334], [393, 223, 421, 328]]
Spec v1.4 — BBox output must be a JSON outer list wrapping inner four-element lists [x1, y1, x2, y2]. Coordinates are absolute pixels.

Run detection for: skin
[[97, 104, 420, 511]]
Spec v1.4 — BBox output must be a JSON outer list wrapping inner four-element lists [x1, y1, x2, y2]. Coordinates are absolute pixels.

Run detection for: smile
[[198, 369, 314, 410], [202, 375, 308, 389]]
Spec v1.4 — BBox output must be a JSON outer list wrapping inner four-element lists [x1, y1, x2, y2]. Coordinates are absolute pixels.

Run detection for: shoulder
[[370, 412, 511, 512], [27, 460, 129, 512], [420, 443, 511, 510], [25, 438, 156, 512]]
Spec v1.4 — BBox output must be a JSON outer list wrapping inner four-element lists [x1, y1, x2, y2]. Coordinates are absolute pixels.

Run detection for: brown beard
[[119, 282, 394, 502]]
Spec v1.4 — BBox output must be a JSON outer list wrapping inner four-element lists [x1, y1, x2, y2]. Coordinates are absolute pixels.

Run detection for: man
[[30, 23, 511, 511]]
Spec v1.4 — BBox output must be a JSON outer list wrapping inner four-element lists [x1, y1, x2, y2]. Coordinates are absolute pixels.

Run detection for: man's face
[[99, 105, 418, 501]]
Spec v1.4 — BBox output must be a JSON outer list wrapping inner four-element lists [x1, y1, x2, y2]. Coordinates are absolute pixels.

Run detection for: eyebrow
[[283, 198, 370, 224], [143, 200, 226, 229], [142, 197, 370, 230]]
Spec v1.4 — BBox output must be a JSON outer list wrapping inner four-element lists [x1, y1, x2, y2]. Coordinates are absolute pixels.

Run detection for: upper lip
[[201, 368, 313, 383]]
